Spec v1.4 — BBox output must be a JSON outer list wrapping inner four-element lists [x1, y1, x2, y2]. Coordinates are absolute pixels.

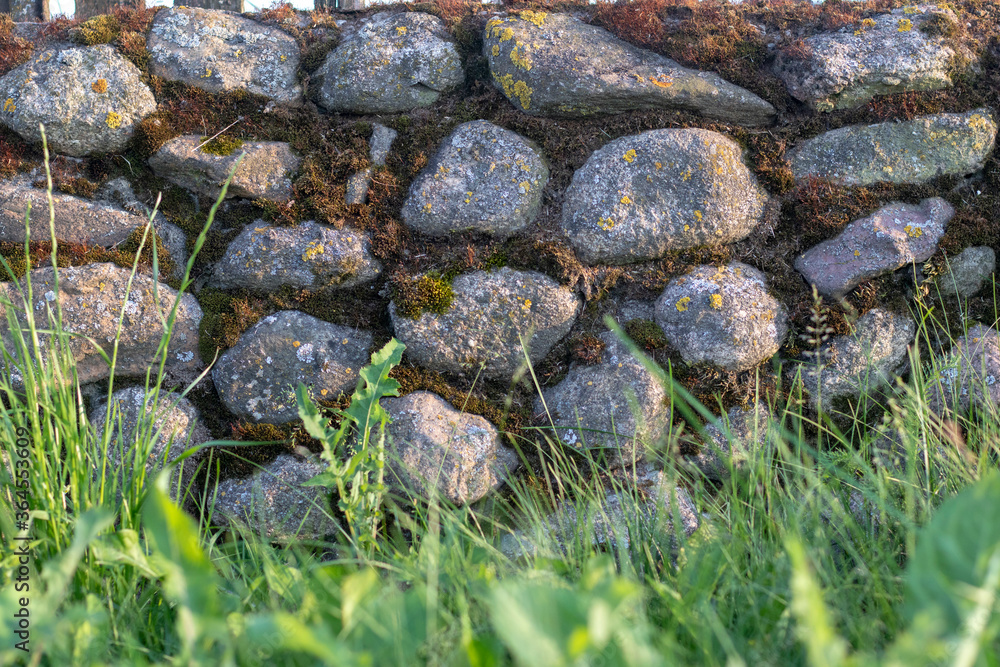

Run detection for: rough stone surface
[[401, 120, 549, 237], [537, 331, 667, 468], [483, 12, 775, 125], [560, 128, 766, 265], [316, 12, 463, 114], [148, 7, 302, 103], [688, 402, 775, 482], [213, 454, 337, 541], [209, 220, 381, 293], [936, 246, 996, 299], [789, 109, 997, 186], [0, 263, 202, 386], [148, 135, 300, 202], [927, 324, 1000, 414], [796, 309, 916, 411], [795, 198, 952, 299], [0, 45, 156, 157], [390, 267, 580, 381], [382, 391, 518, 505], [345, 123, 399, 206], [91, 387, 211, 503], [776, 5, 970, 112], [500, 462, 700, 559], [654, 262, 788, 372], [213, 310, 371, 424]]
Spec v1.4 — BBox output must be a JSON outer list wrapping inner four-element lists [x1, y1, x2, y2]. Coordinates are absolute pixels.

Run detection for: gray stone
[[346, 123, 399, 206], [213, 454, 338, 541], [0, 263, 203, 386], [389, 267, 580, 381], [795, 198, 951, 299], [90, 386, 211, 503], [401, 120, 548, 237], [212, 310, 371, 424], [382, 391, 518, 505], [776, 5, 971, 112], [209, 220, 381, 293], [687, 402, 775, 482], [654, 262, 788, 372], [560, 128, 766, 265], [790, 109, 997, 186], [148, 135, 300, 202], [537, 331, 667, 468], [0, 45, 156, 157], [927, 324, 1000, 415], [316, 12, 464, 114], [796, 309, 916, 412], [148, 7, 302, 103], [936, 246, 996, 299], [484, 12, 775, 125]]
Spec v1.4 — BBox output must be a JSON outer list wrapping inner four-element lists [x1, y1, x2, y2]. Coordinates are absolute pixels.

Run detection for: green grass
[[0, 144, 998, 666]]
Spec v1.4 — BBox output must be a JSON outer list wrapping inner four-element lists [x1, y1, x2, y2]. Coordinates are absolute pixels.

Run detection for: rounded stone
[[927, 324, 1000, 415], [936, 246, 996, 299], [212, 310, 372, 424], [688, 402, 775, 482], [561, 128, 767, 265], [654, 262, 788, 372], [0, 44, 156, 157], [401, 120, 548, 237]]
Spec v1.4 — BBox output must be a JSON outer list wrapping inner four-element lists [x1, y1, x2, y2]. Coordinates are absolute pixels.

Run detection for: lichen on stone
[[199, 135, 244, 157]]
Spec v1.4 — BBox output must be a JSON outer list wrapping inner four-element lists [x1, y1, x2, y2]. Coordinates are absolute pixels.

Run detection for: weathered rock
[[148, 135, 300, 202], [0, 45, 156, 157], [936, 246, 996, 299], [776, 5, 971, 112], [0, 263, 202, 385], [500, 462, 699, 559], [790, 109, 997, 186], [401, 120, 548, 237], [654, 262, 788, 372], [209, 221, 381, 293], [927, 324, 1000, 414], [213, 454, 337, 541], [389, 267, 580, 381], [90, 386, 211, 503], [796, 309, 916, 412], [382, 391, 518, 505], [537, 331, 667, 468], [483, 12, 775, 125], [687, 402, 775, 482], [560, 128, 766, 265], [795, 198, 951, 299], [316, 12, 463, 114], [213, 310, 371, 424], [346, 123, 399, 206], [148, 7, 302, 103]]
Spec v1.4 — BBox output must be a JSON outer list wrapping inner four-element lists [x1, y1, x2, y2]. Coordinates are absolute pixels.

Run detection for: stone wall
[[0, 1, 998, 536]]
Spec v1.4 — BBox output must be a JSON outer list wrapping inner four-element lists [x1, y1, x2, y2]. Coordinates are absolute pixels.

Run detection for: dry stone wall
[[1, 1, 999, 537]]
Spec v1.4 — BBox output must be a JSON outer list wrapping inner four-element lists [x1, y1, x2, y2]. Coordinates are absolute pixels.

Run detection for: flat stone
[[484, 12, 775, 125], [795, 198, 952, 299], [560, 128, 766, 265], [148, 7, 302, 103], [401, 120, 548, 237], [654, 262, 788, 372], [316, 12, 463, 114], [687, 402, 775, 482], [537, 331, 667, 469], [790, 109, 997, 186], [776, 5, 971, 112], [0, 45, 156, 157], [148, 135, 300, 202], [936, 246, 996, 299], [213, 454, 338, 541], [209, 220, 381, 293], [212, 310, 371, 424], [0, 263, 202, 386], [927, 324, 1000, 414], [382, 391, 518, 505], [389, 267, 580, 381]]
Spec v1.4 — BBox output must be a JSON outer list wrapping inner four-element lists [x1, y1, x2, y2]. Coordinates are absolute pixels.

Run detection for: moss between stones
[[623, 319, 668, 351], [391, 273, 454, 319], [70, 15, 121, 46]]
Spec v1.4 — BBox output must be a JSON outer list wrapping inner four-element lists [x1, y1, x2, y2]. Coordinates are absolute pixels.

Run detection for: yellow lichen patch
[[620, 195, 632, 205], [423, 202, 432, 213], [91, 78, 108, 94], [396, 26, 408, 36], [105, 111, 122, 129], [3, 98, 14, 113], [292, 341, 300, 347], [280, 55, 287, 62], [898, 18, 913, 31], [694, 210, 703, 222], [301, 241, 324, 262], [862, 18, 876, 27], [519, 10, 547, 27], [903, 5, 920, 13], [654, 162, 662, 170], [968, 113, 991, 131], [709, 294, 723, 310], [684, 224, 690, 232], [519, 181, 530, 192], [492, 71, 532, 110], [491, 45, 500, 57], [649, 75, 673, 88], [675, 297, 691, 312], [509, 44, 532, 71], [500, 27, 514, 42], [201, 67, 212, 78], [623, 149, 636, 163], [598, 216, 616, 231], [904, 225, 924, 238], [854, 249, 861, 257]]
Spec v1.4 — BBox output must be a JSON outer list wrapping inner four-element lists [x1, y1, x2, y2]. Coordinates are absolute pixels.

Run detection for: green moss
[[919, 11, 962, 39], [392, 273, 454, 319], [199, 135, 244, 157], [623, 319, 668, 351], [70, 15, 121, 46]]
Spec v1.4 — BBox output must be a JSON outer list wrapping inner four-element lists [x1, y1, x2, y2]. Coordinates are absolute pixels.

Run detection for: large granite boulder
[[147, 7, 302, 103], [0, 45, 156, 157], [560, 128, 766, 265], [483, 12, 775, 125], [316, 12, 463, 114], [401, 120, 548, 237], [790, 109, 997, 186]]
